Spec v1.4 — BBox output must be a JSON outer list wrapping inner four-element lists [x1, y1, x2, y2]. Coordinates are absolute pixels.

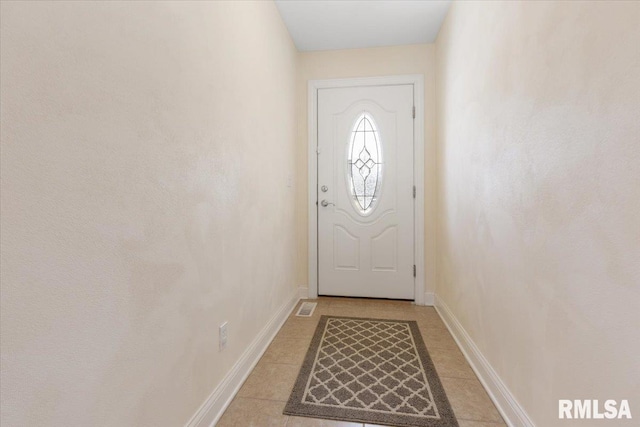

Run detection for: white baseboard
[[435, 295, 535, 427], [298, 286, 309, 299], [424, 292, 435, 306], [185, 292, 300, 427]]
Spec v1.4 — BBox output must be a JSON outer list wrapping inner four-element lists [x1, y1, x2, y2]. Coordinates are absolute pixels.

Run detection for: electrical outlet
[[219, 321, 228, 351]]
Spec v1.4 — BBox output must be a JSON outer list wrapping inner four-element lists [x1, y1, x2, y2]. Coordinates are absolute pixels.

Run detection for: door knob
[[321, 199, 335, 207]]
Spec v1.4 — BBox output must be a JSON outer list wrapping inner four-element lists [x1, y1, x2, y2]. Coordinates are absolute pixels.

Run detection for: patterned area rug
[[284, 316, 458, 426]]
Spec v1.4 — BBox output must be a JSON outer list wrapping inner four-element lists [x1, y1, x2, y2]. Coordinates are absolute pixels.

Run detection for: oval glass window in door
[[348, 113, 382, 214]]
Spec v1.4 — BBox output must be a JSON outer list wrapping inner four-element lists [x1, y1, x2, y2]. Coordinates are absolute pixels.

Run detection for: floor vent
[[295, 302, 317, 317]]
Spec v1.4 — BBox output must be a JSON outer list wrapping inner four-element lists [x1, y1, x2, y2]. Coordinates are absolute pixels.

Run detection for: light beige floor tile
[[308, 297, 334, 306], [322, 306, 365, 318], [417, 324, 459, 350], [304, 305, 339, 317], [417, 309, 447, 328], [237, 362, 300, 401], [359, 308, 421, 321], [329, 298, 418, 313], [221, 297, 503, 427], [333, 308, 382, 319], [311, 297, 335, 307], [324, 297, 365, 309], [276, 319, 319, 340], [441, 377, 504, 423], [458, 420, 507, 427], [361, 299, 416, 311], [429, 346, 477, 379], [286, 416, 362, 426], [261, 337, 311, 365], [308, 304, 422, 322], [217, 397, 288, 427]]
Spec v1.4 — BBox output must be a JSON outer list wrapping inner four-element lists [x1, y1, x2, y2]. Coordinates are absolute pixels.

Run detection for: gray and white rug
[[284, 316, 458, 426]]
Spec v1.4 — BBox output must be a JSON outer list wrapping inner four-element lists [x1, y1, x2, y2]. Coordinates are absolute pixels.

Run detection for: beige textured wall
[[0, 1, 297, 426], [296, 45, 437, 298], [436, 1, 640, 425]]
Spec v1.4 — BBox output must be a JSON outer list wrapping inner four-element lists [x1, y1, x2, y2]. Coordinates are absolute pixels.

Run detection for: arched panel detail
[[371, 226, 397, 271], [333, 225, 359, 270]]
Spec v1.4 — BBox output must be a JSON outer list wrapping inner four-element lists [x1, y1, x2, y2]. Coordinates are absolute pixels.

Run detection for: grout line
[[437, 374, 481, 381], [235, 396, 289, 404], [455, 416, 505, 424], [258, 361, 304, 366]]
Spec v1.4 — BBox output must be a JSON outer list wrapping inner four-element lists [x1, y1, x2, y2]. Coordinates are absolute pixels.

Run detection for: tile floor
[[218, 297, 505, 427]]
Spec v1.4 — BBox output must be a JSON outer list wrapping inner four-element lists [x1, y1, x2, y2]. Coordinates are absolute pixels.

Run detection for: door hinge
[[412, 106, 416, 119], [413, 185, 416, 198], [413, 265, 416, 277]]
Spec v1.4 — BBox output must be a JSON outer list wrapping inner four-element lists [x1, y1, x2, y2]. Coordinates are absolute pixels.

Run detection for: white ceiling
[[275, 0, 451, 52]]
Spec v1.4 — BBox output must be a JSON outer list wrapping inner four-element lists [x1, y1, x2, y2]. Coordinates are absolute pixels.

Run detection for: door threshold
[[318, 295, 414, 302]]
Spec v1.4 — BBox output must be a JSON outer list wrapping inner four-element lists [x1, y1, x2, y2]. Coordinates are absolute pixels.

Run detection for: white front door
[[317, 84, 415, 299]]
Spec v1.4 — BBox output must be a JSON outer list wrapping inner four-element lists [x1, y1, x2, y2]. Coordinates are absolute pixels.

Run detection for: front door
[[317, 84, 415, 299]]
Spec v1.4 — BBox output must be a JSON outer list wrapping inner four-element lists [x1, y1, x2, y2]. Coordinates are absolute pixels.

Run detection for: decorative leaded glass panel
[[348, 113, 382, 214]]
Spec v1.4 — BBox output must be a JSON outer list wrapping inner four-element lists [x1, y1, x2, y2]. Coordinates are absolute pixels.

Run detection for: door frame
[[307, 75, 425, 305]]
